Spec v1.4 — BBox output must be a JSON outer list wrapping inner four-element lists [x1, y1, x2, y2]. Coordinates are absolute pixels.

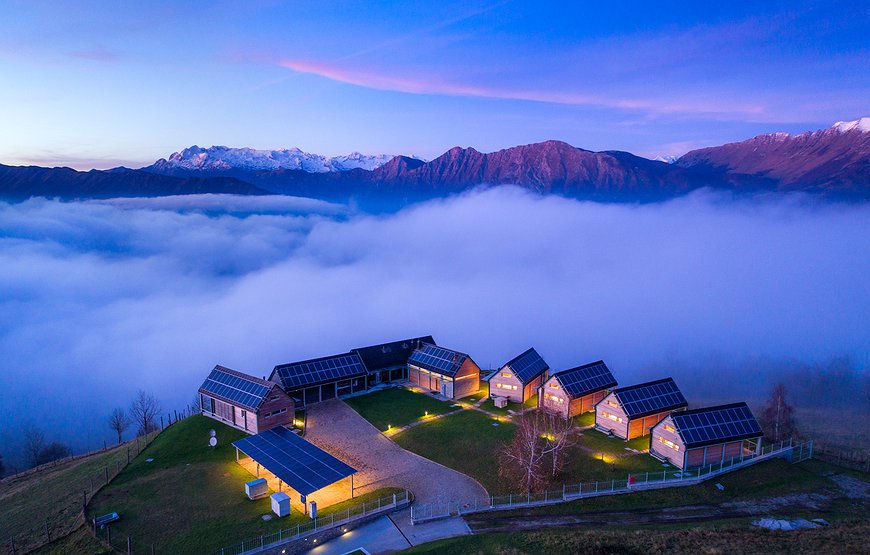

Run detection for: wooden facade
[[409, 357, 480, 399], [488, 369, 545, 403], [540, 376, 609, 419], [200, 366, 295, 435], [594, 391, 681, 440], [648, 404, 763, 469]]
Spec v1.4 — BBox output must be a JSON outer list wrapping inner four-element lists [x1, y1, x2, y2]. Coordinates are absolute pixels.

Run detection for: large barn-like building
[[540, 360, 618, 419], [595, 377, 688, 439], [199, 365, 295, 434], [486, 348, 550, 403], [408, 343, 480, 399], [352, 336, 434, 388], [649, 402, 763, 469], [269, 352, 368, 407]]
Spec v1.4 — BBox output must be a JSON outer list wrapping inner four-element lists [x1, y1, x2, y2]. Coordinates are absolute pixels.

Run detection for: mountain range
[[1, 118, 867, 204]]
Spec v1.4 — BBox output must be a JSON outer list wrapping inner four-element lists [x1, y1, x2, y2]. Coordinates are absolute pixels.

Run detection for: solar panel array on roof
[[408, 343, 467, 377], [614, 378, 687, 419], [555, 361, 617, 398], [671, 403, 762, 448], [504, 348, 549, 384], [273, 353, 366, 390], [233, 427, 356, 496], [200, 366, 272, 411]]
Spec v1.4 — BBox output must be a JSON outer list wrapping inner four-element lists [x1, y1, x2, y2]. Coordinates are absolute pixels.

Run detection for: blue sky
[[0, 0, 867, 169]]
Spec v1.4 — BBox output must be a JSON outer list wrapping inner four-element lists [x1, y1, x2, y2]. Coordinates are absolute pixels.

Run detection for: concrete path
[[301, 516, 410, 555], [305, 399, 489, 506]]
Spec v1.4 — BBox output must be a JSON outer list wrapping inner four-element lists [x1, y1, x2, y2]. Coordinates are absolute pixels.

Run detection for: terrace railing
[[206, 490, 412, 555], [410, 439, 812, 524]]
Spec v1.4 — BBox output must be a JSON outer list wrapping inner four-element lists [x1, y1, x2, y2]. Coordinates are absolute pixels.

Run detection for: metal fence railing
[[410, 439, 813, 524], [205, 490, 412, 555], [2, 409, 193, 555]]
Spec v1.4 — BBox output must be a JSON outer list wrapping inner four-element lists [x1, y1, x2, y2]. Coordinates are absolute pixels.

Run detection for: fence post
[[44, 519, 50, 542], [105, 466, 109, 485], [127, 536, 131, 554]]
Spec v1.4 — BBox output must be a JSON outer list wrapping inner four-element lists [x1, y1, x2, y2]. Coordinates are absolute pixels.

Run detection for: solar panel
[[504, 348, 549, 384], [233, 427, 356, 496], [614, 378, 687, 418], [672, 403, 762, 448], [408, 343, 467, 377], [199, 366, 272, 411], [274, 353, 367, 390], [554, 361, 617, 398]]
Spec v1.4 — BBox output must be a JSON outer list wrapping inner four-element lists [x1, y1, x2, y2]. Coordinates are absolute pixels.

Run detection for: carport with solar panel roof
[[233, 426, 359, 513], [540, 360, 618, 419]]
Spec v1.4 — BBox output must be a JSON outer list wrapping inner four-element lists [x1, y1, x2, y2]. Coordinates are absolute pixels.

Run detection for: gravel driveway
[[305, 399, 489, 505]]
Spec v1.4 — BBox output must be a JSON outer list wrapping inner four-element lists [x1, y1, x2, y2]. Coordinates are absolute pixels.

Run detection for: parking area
[[304, 399, 489, 506]]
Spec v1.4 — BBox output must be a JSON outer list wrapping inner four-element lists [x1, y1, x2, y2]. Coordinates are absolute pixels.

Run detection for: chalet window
[[501, 372, 512, 377], [549, 383, 559, 388], [602, 411, 622, 423], [658, 436, 679, 451], [607, 400, 618, 407], [664, 424, 676, 433]]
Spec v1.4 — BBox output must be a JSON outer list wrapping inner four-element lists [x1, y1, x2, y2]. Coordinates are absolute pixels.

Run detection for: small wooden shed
[[649, 402, 763, 469], [408, 343, 480, 399], [594, 377, 687, 439], [540, 360, 617, 419], [199, 365, 295, 435], [485, 348, 550, 403]]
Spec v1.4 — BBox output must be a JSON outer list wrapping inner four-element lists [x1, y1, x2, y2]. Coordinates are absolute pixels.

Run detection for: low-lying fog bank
[[1, 188, 868, 468]]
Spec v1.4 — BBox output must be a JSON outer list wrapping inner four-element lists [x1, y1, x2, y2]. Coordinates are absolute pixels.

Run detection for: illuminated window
[[658, 436, 680, 451], [549, 383, 559, 388], [501, 372, 512, 378], [602, 411, 621, 422], [607, 400, 618, 407], [664, 424, 676, 433], [495, 383, 502, 389]]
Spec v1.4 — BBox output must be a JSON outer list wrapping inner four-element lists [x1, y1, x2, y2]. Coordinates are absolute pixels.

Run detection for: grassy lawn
[[478, 393, 538, 415], [576, 428, 650, 453], [88, 415, 399, 554], [573, 411, 595, 427], [395, 410, 516, 494], [402, 519, 870, 555], [344, 387, 461, 431], [0, 438, 144, 553]]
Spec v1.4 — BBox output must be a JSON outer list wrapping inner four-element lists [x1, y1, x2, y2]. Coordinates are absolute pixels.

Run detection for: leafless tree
[[129, 390, 161, 436], [23, 425, 46, 468], [36, 442, 71, 466], [541, 412, 576, 478], [108, 407, 131, 444], [499, 411, 547, 493], [191, 393, 202, 414], [760, 383, 796, 443]]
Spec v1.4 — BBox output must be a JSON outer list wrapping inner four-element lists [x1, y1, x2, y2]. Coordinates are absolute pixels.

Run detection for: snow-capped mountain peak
[[833, 117, 870, 133], [152, 145, 398, 173]]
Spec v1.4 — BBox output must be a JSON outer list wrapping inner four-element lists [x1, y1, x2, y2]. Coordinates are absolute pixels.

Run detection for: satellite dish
[[209, 429, 216, 437], [209, 437, 218, 447]]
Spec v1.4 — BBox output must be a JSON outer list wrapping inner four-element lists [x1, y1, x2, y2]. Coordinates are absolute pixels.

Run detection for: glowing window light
[[664, 424, 676, 433], [658, 436, 680, 450]]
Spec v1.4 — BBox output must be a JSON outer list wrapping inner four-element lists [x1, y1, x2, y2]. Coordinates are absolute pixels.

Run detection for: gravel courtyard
[[304, 399, 489, 506]]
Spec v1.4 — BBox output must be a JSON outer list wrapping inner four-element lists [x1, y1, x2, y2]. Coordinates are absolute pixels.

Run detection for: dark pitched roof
[[612, 377, 688, 419], [490, 347, 549, 384], [408, 343, 469, 377], [667, 402, 763, 449], [553, 360, 617, 398], [352, 336, 435, 372], [199, 365, 275, 412], [270, 352, 367, 390]]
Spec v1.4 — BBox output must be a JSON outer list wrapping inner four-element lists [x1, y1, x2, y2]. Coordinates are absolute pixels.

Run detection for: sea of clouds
[[1, 188, 868, 465]]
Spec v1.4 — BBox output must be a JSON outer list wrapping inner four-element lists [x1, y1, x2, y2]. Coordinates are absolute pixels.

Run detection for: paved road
[[305, 399, 489, 506]]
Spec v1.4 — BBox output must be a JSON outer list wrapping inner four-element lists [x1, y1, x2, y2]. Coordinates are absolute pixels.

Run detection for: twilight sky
[[0, 0, 867, 169]]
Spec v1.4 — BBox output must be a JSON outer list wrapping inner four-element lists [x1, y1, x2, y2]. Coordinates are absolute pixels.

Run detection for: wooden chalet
[[199, 365, 294, 434], [486, 347, 550, 403], [595, 377, 688, 439], [408, 343, 480, 399], [540, 360, 617, 419]]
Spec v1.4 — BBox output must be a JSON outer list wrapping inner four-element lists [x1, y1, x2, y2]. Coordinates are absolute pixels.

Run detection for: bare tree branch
[[129, 390, 161, 436], [108, 407, 131, 444]]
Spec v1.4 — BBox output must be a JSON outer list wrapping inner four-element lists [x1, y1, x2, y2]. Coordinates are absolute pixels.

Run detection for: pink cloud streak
[[277, 59, 766, 117]]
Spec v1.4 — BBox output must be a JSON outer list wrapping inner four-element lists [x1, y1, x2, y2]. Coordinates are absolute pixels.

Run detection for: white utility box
[[245, 478, 268, 500], [493, 396, 508, 408], [308, 500, 317, 519], [270, 491, 291, 517]]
